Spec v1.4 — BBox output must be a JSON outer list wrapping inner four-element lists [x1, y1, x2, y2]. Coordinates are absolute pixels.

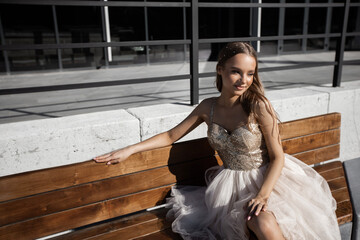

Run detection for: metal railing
[[0, 0, 360, 105]]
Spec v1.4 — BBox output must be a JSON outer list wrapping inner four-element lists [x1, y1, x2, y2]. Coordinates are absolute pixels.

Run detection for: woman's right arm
[[94, 99, 211, 165]]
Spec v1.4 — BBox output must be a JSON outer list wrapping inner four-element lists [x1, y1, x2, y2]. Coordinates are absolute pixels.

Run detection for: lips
[[235, 85, 246, 90]]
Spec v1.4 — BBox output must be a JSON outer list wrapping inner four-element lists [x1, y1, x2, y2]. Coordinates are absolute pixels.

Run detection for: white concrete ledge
[[0, 110, 140, 176], [1, 80, 360, 177], [128, 103, 207, 142]]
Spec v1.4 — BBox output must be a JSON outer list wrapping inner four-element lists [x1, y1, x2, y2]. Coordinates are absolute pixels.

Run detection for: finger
[[262, 204, 268, 212], [95, 155, 115, 163], [254, 203, 263, 216], [94, 153, 112, 161], [106, 159, 121, 165], [249, 202, 258, 215], [95, 157, 112, 163], [247, 199, 254, 208], [247, 202, 257, 220]]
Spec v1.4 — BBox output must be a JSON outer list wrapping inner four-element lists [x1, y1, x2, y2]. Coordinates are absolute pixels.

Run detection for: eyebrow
[[230, 67, 255, 72]]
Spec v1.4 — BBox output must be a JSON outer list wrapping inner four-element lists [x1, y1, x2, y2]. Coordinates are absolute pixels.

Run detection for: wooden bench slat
[[280, 113, 341, 140], [313, 161, 343, 173], [292, 144, 340, 165], [0, 156, 217, 226], [317, 165, 345, 182], [52, 208, 168, 240], [282, 129, 340, 155], [336, 200, 353, 225], [0, 138, 214, 203], [88, 217, 170, 240], [133, 228, 182, 240], [327, 177, 348, 192], [332, 187, 351, 204], [0, 186, 172, 240]]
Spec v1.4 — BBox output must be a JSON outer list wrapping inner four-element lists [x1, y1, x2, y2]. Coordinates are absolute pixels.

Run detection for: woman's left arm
[[247, 101, 284, 220]]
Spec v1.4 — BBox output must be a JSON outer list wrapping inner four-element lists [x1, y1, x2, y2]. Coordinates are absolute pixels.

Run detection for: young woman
[[94, 42, 341, 240]]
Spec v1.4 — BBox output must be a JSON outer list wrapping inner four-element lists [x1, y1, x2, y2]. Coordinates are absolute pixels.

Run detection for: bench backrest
[[0, 112, 347, 239]]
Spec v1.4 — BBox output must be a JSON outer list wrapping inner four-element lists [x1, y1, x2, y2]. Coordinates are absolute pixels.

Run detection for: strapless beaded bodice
[[207, 99, 269, 171], [207, 122, 269, 171]]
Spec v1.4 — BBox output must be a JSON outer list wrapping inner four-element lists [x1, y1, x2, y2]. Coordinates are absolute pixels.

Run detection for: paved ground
[[0, 50, 359, 124]]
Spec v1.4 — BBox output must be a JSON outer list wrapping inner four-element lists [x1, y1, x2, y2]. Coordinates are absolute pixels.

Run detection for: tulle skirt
[[166, 154, 341, 240]]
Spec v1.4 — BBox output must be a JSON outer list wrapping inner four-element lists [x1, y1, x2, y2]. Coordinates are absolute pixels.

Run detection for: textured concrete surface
[[0, 109, 139, 176], [267, 87, 329, 122], [128, 103, 207, 142]]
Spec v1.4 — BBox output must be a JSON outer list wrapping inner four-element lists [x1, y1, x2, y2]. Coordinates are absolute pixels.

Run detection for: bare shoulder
[[194, 97, 217, 122], [254, 99, 274, 117], [253, 99, 277, 127], [198, 97, 215, 108]]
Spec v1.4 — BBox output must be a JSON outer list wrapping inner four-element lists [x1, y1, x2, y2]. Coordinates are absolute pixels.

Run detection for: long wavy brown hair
[[216, 42, 279, 129]]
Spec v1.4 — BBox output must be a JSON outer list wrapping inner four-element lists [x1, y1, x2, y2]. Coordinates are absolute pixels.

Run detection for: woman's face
[[217, 53, 256, 96]]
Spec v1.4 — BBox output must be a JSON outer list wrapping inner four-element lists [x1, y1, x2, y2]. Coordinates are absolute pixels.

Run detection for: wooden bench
[[0, 112, 353, 239]]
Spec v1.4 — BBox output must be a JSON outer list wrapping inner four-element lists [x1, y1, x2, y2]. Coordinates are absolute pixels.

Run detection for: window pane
[[0, 51, 6, 73], [261, 8, 280, 37], [308, 8, 327, 34], [148, 7, 184, 40], [0, 4, 55, 45], [109, 7, 145, 42], [8, 49, 58, 72], [307, 38, 325, 50], [284, 8, 304, 35], [57, 6, 102, 44], [199, 8, 250, 39], [110, 46, 146, 65], [61, 48, 100, 69]]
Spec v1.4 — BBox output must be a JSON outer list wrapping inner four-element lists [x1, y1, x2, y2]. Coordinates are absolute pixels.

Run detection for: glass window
[[109, 7, 145, 42], [199, 8, 250, 39], [0, 4, 55, 45], [8, 49, 58, 72], [261, 8, 280, 37], [284, 8, 304, 35], [56, 6, 102, 44], [148, 44, 187, 63], [148, 7, 185, 40], [61, 48, 100, 69], [0, 51, 6, 73], [308, 8, 327, 34]]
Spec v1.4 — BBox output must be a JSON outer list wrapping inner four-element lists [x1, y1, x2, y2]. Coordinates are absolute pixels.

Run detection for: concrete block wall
[[1, 80, 360, 177]]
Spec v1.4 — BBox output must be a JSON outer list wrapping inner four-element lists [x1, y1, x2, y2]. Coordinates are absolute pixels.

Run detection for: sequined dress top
[[207, 100, 269, 171]]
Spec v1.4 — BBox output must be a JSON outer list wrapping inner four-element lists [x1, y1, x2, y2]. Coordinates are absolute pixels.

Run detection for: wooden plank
[[0, 138, 214, 202], [280, 113, 340, 140], [332, 188, 351, 204], [52, 209, 168, 240], [292, 144, 340, 165], [327, 177, 348, 192], [133, 228, 182, 240], [0, 186, 172, 240], [0, 156, 218, 226], [282, 129, 340, 155], [313, 161, 343, 173], [317, 165, 344, 182], [87, 217, 170, 240], [336, 200, 353, 225]]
